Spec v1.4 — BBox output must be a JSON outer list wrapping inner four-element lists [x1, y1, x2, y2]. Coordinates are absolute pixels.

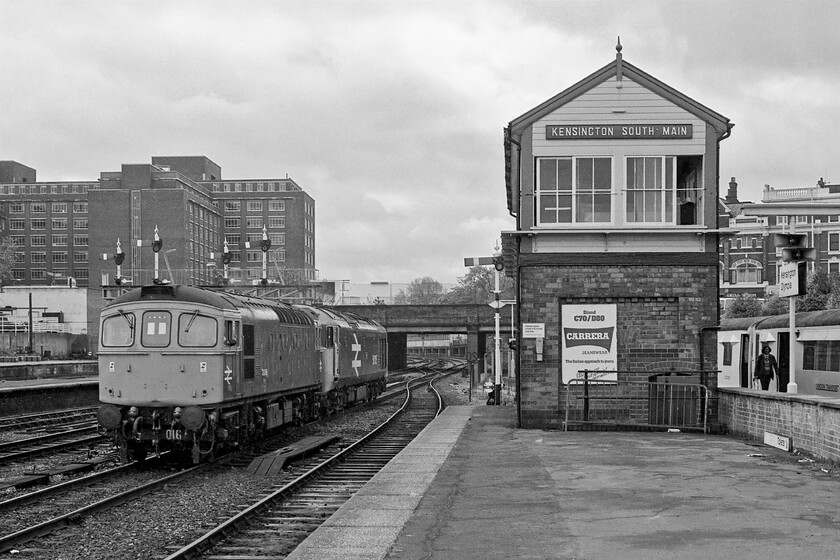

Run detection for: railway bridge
[[331, 304, 514, 370]]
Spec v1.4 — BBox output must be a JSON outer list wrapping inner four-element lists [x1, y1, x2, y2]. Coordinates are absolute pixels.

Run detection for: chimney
[[725, 177, 739, 203]]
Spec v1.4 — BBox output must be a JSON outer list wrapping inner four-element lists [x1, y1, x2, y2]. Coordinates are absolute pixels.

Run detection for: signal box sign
[[546, 124, 693, 140]]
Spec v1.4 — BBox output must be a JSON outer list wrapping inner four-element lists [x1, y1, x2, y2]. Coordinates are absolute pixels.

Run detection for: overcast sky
[[1, 1, 838, 285]]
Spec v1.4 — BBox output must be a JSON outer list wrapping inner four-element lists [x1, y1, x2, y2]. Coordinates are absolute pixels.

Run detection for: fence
[[564, 372, 711, 433]]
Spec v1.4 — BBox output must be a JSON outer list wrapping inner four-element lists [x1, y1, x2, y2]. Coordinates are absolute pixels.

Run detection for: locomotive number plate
[[165, 429, 188, 441]]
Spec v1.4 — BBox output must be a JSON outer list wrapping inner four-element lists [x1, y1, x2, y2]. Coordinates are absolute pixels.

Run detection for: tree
[[394, 276, 445, 305], [0, 237, 19, 286], [443, 266, 516, 304], [796, 267, 833, 312], [724, 294, 763, 319], [761, 295, 789, 316]]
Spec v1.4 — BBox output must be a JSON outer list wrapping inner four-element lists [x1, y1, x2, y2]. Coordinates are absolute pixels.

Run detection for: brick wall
[[719, 388, 840, 463], [519, 263, 718, 429]]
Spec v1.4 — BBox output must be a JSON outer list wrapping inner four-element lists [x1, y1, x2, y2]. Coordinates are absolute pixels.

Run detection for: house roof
[[504, 44, 734, 215]]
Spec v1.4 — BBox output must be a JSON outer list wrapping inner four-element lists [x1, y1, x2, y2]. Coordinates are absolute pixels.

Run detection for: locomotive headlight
[[98, 404, 123, 429], [181, 406, 206, 430]]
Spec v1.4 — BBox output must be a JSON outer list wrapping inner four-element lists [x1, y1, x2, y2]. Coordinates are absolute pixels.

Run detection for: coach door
[[739, 334, 751, 388], [320, 325, 339, 391], [223, 319, 242, 398], [777, 332, 790, 392]]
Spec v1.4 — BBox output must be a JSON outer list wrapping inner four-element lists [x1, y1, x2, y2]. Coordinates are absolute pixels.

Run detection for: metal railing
[[564, 374, 710, 433]]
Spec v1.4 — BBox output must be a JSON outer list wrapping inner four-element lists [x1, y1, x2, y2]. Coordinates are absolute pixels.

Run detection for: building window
[[224, 217, 240, 229], [12, 269, 25, 281], [268, 216, 285, 229], [247, 251, 262, 263], [225, 201, 240, 212], [9, 219, 25, 230], [52, 218, 68, 230], [225, 234, 241, 245], [75, 268, 89, 280], [52, 252, 68, 264], [269, 200, 285, 212], [247, 201, 263, 212], [30, 235, 46, 247], [73, 218, 88, 229], [829, 232, 840, 253], [828, 261, 840, 275], [73, 202, 88, 213], [14, 252, 24, 263], [269, 233, 285, 245], [9, 203, 23, 214], [31, 252, 47, 264], [74, 234, 88, 246], [52, 235, 68, 246], [52, 202, 67, 213], [229, 251, 241, 263], [32, 269, 47, 280], [31, 202, 46, 214], [73, 251, 88, 263], [246, 217, 262, 228], [31, 219, 46, 230], [10, 235, 24, 246], [732, 262, 761, 284], [537, 157, 612, 224]]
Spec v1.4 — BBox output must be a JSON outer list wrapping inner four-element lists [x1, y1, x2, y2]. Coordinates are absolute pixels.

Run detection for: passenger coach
[[718, 310, 840, 397]]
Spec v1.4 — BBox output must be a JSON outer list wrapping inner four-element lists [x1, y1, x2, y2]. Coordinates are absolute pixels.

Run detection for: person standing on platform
[[754, 346, 778, 391]]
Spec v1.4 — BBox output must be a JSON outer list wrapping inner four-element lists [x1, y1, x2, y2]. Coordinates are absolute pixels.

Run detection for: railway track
[[0, 407, 98, 431], [162, 374, 445, 559], [0, 425, 106, 466], [0, 459, 208, 555]]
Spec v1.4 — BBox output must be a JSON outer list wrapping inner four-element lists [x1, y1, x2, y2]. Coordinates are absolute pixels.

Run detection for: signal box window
[[626, 155, 703, 224], [537, 157, 611, 224], [102, 312, 135, 347], [178, 312, 218, 347], [142, 311, 171, 347]]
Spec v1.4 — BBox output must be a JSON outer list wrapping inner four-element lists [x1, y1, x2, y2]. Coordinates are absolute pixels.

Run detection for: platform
[[287, 402, 840, 560]]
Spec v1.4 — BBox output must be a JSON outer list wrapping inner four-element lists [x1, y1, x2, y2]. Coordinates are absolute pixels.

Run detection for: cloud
[[1, 0, 838, 283]]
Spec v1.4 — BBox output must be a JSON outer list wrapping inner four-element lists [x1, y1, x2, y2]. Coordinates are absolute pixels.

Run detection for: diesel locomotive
[[96, 284, 388, 463]]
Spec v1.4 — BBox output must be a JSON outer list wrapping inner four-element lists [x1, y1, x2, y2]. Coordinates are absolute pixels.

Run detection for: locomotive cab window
[[178, 312, 218, 347], [101, 311, 135, 347], [224, 320, 239, 346], [141, 311, 171, 348]]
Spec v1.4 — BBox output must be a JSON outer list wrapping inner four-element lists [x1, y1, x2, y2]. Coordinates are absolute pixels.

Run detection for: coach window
[[101, 312, 135, 347], [178, 312, 218, 347], [141, 311, 171, 348]]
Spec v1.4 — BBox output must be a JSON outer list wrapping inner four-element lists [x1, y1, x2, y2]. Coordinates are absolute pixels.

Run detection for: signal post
[[774, 230, 816, 394]]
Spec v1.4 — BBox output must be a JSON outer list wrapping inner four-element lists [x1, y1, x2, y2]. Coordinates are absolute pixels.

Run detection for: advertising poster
[[561, 304, 617, 383]]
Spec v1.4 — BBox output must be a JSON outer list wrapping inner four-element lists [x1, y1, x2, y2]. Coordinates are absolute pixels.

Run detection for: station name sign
[[546, 124, 693, 140]]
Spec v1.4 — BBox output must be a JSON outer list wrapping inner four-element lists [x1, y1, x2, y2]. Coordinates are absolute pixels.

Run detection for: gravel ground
[[4, 371, 473, 560]]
